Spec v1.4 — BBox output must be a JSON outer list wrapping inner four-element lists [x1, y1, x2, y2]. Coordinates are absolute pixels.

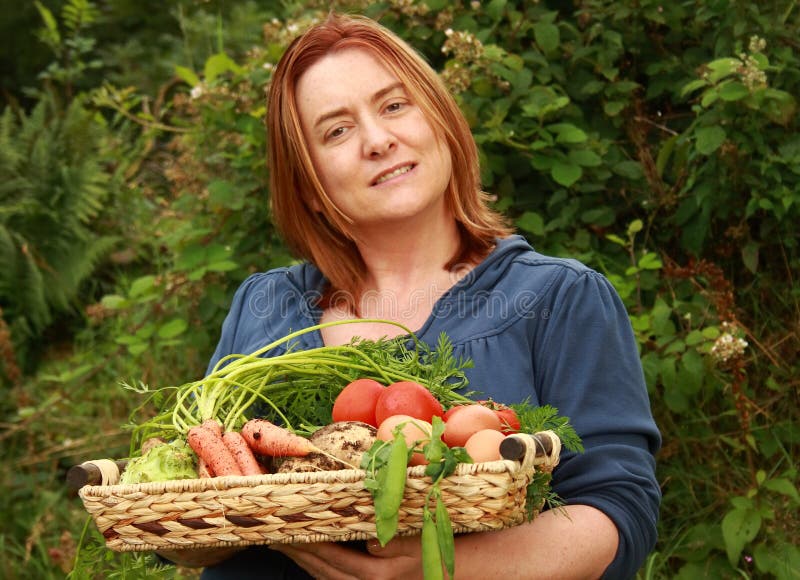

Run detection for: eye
[[326, 125, 348, 141], [385, 101, 405, 114]]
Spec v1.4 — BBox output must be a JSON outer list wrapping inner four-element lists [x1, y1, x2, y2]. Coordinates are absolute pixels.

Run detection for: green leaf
[[700, 89, 720, 108], [627, 220, 643, 235], [34, 1, 60, 46], [685, 330, 705, 346], [719, 80, 750, 101], [638, 252, 663, 270], [174, 65, 200, 87], [568, 149, 602, 167], [678, 350, 704, 395], [533, 22, 560, 54], [695, 126, 726, 155], [204, 52, 242, 83], [208, 180, 244, 210], [551, 161, 582, 186], [741, 242, 759, 273], [101, 294, 128, 309], [549, 123, 588, 144], [763, 478, 800, 504], [521, 87, 570, 120], [603, 101, 626, 116], [516, 211, 545, 236], [612, 160, 643, 180], [157, 319, 188, 339], [606, 233, 626, 246], [129, 275, 156, 298], [486, 0, 507, 22], [128, 342, 149, 356], [681, 78, 709, 98], [722, 507, 762, 566], [206, 260, 239, 273], [705, 57, 740, 83], [581, 207, 615, 227]]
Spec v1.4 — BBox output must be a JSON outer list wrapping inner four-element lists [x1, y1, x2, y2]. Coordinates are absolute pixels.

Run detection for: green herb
[[524, 470, 564, 521], [513, 403, 583, 453]]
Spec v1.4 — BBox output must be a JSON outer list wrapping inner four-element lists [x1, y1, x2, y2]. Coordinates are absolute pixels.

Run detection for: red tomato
[[332, 378, 385, 427], [442, 404, 503, 447], [443, 405, 466, 422], [374, 381, 444, 426], [476, 400, 521, 434], [494, 407, 521, 434]]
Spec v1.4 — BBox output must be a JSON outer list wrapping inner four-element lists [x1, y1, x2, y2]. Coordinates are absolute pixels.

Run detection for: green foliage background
[[0, 0, 797, 578]]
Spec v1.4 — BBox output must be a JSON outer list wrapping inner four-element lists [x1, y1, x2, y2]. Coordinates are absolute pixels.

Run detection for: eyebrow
[[312, 81, 406, 130]]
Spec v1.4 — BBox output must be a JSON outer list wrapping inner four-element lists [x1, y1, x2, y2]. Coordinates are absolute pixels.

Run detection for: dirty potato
[[276, 421, 377, 473]]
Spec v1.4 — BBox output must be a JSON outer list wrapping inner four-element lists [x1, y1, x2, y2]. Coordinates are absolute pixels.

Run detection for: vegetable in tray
[[74, 320, 581, 580]]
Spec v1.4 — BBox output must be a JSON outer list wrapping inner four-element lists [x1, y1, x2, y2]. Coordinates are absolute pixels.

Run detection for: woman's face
[[295, 48, 452, 232]]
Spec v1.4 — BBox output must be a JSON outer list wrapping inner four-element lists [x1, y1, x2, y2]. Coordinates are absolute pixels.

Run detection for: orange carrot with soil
[[188, 423, 243, 476], [197, 457, 214, 478], [222, 430, 264, 475], [241, 419, 317, 457]]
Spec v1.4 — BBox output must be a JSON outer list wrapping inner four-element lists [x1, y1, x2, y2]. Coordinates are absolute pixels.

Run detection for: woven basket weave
[[78, 431, 560, 552]]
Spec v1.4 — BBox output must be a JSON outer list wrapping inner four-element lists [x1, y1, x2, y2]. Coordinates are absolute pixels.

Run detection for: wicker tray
[[76, 431, 560, 552]]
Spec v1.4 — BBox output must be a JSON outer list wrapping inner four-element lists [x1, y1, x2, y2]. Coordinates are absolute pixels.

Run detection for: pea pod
[[422, 507, 445, 580], [375, 432, 408, 546], [435, 497, 455, 578]]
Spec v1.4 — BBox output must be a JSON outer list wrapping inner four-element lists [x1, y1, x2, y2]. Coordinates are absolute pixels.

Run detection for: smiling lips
[[372, 163, 415, 186]]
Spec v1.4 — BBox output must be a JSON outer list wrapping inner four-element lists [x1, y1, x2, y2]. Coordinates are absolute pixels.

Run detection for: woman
[[196, 12, 660, 580]]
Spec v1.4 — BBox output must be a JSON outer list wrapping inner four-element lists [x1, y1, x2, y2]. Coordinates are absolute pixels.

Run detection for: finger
[[271, 544, 346, 580], [366, 534, 420, 558], [271, 542, 369, 580]]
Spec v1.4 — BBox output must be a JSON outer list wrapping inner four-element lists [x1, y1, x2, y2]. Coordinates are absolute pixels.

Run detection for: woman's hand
[[270, 535, 423, 580], [271, 504, 618, 580], [155, 546, 243, 568]]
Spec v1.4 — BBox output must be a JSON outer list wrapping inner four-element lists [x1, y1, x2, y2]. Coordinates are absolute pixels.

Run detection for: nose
[[361, 118, 396, 158]]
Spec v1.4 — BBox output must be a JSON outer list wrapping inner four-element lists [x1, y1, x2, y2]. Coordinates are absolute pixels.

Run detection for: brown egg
[[377, 414, 432, 465], [464, 429, 507, 463]]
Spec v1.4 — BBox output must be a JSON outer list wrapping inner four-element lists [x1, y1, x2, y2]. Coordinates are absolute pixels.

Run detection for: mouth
[[371, 163, 416, 186]]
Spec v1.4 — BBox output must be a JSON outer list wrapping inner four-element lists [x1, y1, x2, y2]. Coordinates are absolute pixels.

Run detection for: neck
[[354, 214, 463, 293]]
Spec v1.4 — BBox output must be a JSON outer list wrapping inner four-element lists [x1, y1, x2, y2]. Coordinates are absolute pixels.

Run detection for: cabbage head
[[120, 439, 197, 484]]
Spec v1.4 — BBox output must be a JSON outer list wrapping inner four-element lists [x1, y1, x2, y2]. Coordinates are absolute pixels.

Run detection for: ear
[[308, 195, 323, 213]]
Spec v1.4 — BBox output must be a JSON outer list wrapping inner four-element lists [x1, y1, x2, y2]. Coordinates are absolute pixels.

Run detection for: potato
[[276, 421, 377, 473]]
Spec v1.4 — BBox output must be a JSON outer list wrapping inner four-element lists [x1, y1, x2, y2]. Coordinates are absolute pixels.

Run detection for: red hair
[[267, 13, 511, 309]]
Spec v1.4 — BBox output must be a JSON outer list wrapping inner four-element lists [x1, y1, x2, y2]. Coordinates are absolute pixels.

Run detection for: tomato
[[476, 400, 521, 434], [374, 381, 444, 426], [443, 404, 466, 422], [332, 378, 385, 427], [442, 404, 502, 447]]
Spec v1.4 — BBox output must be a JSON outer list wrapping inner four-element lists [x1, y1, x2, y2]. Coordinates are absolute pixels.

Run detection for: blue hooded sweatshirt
[[202, 234, 661, 579]]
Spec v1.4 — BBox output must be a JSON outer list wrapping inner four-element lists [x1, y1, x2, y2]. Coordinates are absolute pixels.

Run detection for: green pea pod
[[435, 497, 455, 579], [422, 508, 445, 580], [376, 432, 408, 546]]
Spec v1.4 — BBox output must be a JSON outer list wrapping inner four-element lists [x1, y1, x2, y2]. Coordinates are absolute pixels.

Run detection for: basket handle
[[66, 459, 128, 491], [499, 431, 561, 470]]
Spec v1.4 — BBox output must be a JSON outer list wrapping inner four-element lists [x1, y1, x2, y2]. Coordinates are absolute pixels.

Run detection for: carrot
[[222, 430, 264, 475], [187, 423, 243, 476], [241, 419, 317, 457], [197, 456, 214, 478], [201, 418, 223, 437]]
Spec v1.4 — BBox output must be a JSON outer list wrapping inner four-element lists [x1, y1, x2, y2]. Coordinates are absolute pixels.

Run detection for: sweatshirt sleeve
[[533, 270, 661, 579]]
